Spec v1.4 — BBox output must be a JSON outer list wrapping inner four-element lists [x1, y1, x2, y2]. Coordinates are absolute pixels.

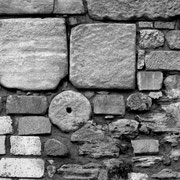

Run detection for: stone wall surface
[[0, 1, 180, 180]]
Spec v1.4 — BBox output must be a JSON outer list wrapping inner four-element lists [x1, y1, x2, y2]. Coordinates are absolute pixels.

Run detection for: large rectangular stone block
[[0, 158, 44, 178], [70, 24, 136, 89], [145, 51, 180, 71], [0, 18, 67, 90]]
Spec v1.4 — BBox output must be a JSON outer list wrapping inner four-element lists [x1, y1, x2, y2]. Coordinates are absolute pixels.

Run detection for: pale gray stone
[[166, 30, 180, 49], [10, 136, 41, 156], [139, 30, 164, 49], [92, 94, 125, 115], [0, 0, 54, 14], [154, 21, 176, 29], [54, 0, 85, 14], [17, 116, 51, 135], [0, 18, 67, 90], [128, 173, 148, 180], [0, 116, 12, 135], [131, 139, 159, 154], [137, 71, 163, 91], [163, 134, 180, 147], [70, 23, 136, 89], [137, 50, 145, 70], [49, 91, 91, 132], [145, 51, 180, 71], [0, 136, 5, 155], [152, 169, 180, 179], [138, 22, 153, 28], [87, 0, 180, 20], [170, 149, 180, 161], [148, 91, 163, 99], [0, 158, 44, 178]]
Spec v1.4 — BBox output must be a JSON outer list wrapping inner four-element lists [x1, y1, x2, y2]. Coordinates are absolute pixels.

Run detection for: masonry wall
[[0, 0, 180, 180]]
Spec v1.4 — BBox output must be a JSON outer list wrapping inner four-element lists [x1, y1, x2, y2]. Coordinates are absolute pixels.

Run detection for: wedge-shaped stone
[[0, 158, 44, 178], [70, 23, 136, 89], [87, 0, 180, 20], [0, 18, 67, 90], [0, 0, 54, 14], [145, 51, 180, 71]]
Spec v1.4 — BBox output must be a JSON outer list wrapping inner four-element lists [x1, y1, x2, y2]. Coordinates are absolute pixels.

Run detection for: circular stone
[[49, 90, 92, 132], [127, 92, 152, 111]]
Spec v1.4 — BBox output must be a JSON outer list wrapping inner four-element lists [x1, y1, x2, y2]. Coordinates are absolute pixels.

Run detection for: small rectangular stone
[[137, 71, 163, 91], [92, 94, 125, 115], [138, 21, 153, 28], [54, 0, 85, 14], [6, 95, 48, 115], [0, 116, 12, 135], [145, 51, 180, 71], [0, 158, 44, 178], [131, 139, 159, 154], [10, 136, 41, 156], [0, 136, 5, 155], [154, 21, 176, 29], [137, 50, 145, 69], [18, 116, 51, 135]]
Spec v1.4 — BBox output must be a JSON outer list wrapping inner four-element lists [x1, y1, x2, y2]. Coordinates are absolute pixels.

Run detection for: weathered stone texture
[[139, 30, 164, 49], [131, 139, 159, 154], [0, 116, 12, 135], [0, 18, 67, 90], [70, 23, 136, 89], [0, 158, 44, 178], [6, 95, 48, 115], [10, 136, 41, 156], [44, 139, 69, 156], [92, 94, 125, 115], [137, 50, 145, 70], [128, 173, 148, 180], [152, 169, 180, 179], [137, 71, 163, 91], [154, 21, 176, 29], [49, 90, 91, 132], [17, 116, 51, 135], [0, 0, 54, 14], [166, 30, 180, 49], [138, 22, 153, 28], [86, 0, 180, 20], [54, 0, 85, 14], [145, 51, 180, 71], [0, 136, 5, 155]]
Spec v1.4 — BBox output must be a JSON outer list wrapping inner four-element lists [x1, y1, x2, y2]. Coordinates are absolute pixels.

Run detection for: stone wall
[[0, 0, 180, 180]]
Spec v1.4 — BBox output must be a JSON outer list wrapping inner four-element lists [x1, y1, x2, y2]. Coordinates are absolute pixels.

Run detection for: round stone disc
[[49, 90, 92, 132]]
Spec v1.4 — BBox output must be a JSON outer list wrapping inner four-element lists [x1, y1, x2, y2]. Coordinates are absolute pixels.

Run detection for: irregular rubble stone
[[79, 138, 120, 158], [10, 136, 41, 156], [109, 119, 139, 138], [139, 30, 164, 49], [128, 173, 148, 180], [0, 158, 44, 178], [137, 71, 163, 90], [148, 91, 163, 99], [6, 95, 48, 115], [92, 94, 125, 115], [71, 124, 104, 143], [145, 51, 180, 71], [103, 159, 123, 170], [137, 50, 145, 70], [47, 165, 56, 178], [44, 139, 69, 156], [70, 23, 136, 89], [87, 0, 180, 20], [166, 30, 180, 49], [54, 0, 85, 14], [152, 169, 180, 179], [49, 90, 92, 132], [131, 139, 159, 154], [127, 93, 152, 111], [162, 134, 180, 146], [0, 116, 12, 135], [164, 75, 180, 99], [154, 21, 176, 29], [0, 18, 67, 90], [58, 163, 102, 180], [138, 22, 153, 28], [0, 0, 54, 14], [0, 136, 5, 155], [170, 149, 180, 161], [132, 156, 163, 168], [17, 116, 51, 135]]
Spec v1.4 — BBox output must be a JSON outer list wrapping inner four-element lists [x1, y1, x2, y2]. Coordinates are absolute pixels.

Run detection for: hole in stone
[[66, 107, 72, 113]]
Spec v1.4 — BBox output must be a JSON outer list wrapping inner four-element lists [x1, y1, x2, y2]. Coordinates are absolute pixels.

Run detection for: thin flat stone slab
[[0, 18, 67, 90], [70, 23, 136, 89], [0, 0, 54, 14], [87, 0, 180, 20], [0, 158, 44, 178], [145, 51, 180, 71]]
